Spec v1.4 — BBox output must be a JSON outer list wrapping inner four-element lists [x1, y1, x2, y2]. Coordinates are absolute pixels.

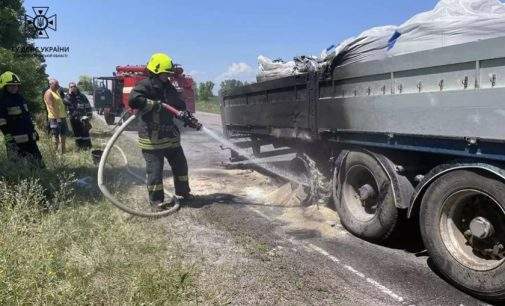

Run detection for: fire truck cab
[[93, 65, 196, 125]]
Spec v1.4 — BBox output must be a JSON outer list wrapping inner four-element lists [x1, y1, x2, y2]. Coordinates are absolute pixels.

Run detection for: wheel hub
[[464, 226, 505, 261], [469, 216, 494, 239], [440, 189, 505, 271], [358, 184, 376, 201], [343, 165, 380, 222]]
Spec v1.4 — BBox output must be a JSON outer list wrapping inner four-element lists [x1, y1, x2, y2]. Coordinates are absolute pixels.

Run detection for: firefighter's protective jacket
[[0, 90, 37, 145], [128, 77, 187, 150], [65, 90, 92, 119]]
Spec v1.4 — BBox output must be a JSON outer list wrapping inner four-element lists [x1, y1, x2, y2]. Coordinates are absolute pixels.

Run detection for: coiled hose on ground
[[97, 112, 180, 218]]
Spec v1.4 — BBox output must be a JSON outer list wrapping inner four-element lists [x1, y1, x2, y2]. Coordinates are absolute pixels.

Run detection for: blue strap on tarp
[[388, 31, 402, 50]]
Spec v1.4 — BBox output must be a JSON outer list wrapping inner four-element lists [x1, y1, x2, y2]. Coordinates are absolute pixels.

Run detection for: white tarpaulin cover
[[258, 0, 505, 81], [257, 56, 296, 82], [323, 25, 398, 67], [257, 55, 320, 82], [389, 0, 505, 56]]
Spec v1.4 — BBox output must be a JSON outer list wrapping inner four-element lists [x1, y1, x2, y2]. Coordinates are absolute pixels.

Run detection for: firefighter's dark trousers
[[142, 146, 190, 203], [7, 141, 44, 166], [70, 118, 92, 150]]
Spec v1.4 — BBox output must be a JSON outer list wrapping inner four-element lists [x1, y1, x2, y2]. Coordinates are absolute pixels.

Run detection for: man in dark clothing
[[128, 53, 192, 210], [65, 82, 93, 150], [0, 71, 43, 165]]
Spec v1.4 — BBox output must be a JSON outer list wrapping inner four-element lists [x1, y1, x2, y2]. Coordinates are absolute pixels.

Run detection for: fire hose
[[97, 103, 202, 218]]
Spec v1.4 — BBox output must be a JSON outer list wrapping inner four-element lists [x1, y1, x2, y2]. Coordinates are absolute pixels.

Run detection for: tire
[[420, 170, 505, 302], [334, 151, 398, 242]]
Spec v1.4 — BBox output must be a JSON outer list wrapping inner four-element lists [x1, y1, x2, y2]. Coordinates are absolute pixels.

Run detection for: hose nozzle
[[179, 110, 202, 131], [161, 103, 202, 131]]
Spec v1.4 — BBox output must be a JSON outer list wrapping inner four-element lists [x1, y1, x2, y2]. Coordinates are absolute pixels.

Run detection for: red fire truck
[[93, 65, 196, 125]]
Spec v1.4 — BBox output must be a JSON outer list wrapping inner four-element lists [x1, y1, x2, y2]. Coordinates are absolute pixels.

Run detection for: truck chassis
[[221, 37, 505, 301]]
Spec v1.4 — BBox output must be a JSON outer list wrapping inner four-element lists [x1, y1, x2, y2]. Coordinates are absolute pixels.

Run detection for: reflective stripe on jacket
[[138, 136, 180, 150], [128, 77, 187, 151], [0, 90, 37, 143]]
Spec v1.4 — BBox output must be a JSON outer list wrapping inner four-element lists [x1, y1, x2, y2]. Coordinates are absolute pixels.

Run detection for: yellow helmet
[[0, 71, 21, 89], [146, 53, 173, 74]]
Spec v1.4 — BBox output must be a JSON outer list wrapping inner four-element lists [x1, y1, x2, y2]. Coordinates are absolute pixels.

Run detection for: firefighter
[[128, 53, 193, 210], [0, 71, 43, 165], [66, 82, 93, 150]]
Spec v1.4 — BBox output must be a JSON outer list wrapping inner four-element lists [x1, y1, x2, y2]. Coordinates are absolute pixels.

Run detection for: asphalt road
[[94, 105, 491, 305]]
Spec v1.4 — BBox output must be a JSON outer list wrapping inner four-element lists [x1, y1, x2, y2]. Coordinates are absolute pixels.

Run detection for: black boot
[[150, 200, 171, 212], [175, 193, 195, 205]]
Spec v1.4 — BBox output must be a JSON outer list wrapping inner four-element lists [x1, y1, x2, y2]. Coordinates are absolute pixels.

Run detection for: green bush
[[196, 96, 221, 114], [77, 75, 93, 94]]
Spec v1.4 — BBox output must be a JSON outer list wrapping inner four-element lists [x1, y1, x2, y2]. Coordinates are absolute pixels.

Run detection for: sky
[[23, 0, 441, 89]]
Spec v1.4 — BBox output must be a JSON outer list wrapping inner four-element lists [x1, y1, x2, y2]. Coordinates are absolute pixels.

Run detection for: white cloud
[[216, 62, 255, 82], [186, 70, 206, 82], [186, 63, 256, 95], [188, 70, 201, 76]]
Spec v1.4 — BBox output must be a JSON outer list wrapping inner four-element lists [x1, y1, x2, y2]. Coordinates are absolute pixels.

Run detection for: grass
[[195, 96, 221, 114], [0, 119, 199, 304]]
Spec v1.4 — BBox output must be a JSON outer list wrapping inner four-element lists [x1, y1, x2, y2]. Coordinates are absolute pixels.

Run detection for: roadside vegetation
[[196, 96, 221, 114], [1, 4, 200, 301], [195, 79, 249, 114], [0, 1, 48, 111], [0, 120, 198, 304], [77, 75, 94, 94]]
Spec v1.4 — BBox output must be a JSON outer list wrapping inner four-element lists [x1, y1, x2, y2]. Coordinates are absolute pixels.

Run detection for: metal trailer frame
[[221, 36, 505, 163]]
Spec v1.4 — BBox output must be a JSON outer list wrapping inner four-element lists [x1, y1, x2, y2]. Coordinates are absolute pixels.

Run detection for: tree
[[192, 80, 198, 100], [77, 75, 93, 94], [197, 81, 214, 101], [0, 0, 48, 112], [0, 0, 29, 50], [219, 79, 244, 96]]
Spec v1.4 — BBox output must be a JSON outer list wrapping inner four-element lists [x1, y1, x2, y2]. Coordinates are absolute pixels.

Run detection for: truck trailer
[[220, 36, 505, 301]]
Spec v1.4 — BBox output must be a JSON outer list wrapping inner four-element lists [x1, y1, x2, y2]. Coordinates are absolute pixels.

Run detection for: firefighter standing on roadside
[[65, 82, 93, 150], [0, 71, 43, 165], [128, 53, 193, 210]]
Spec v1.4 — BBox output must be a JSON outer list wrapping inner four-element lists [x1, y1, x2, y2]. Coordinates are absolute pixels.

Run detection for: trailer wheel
[[335, 151, 398, 241], [420, 170, 505, 302]]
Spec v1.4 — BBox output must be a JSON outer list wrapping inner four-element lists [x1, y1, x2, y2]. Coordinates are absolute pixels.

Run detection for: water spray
[[202, 127, 310, 187], [98, 102, 312, 217]]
